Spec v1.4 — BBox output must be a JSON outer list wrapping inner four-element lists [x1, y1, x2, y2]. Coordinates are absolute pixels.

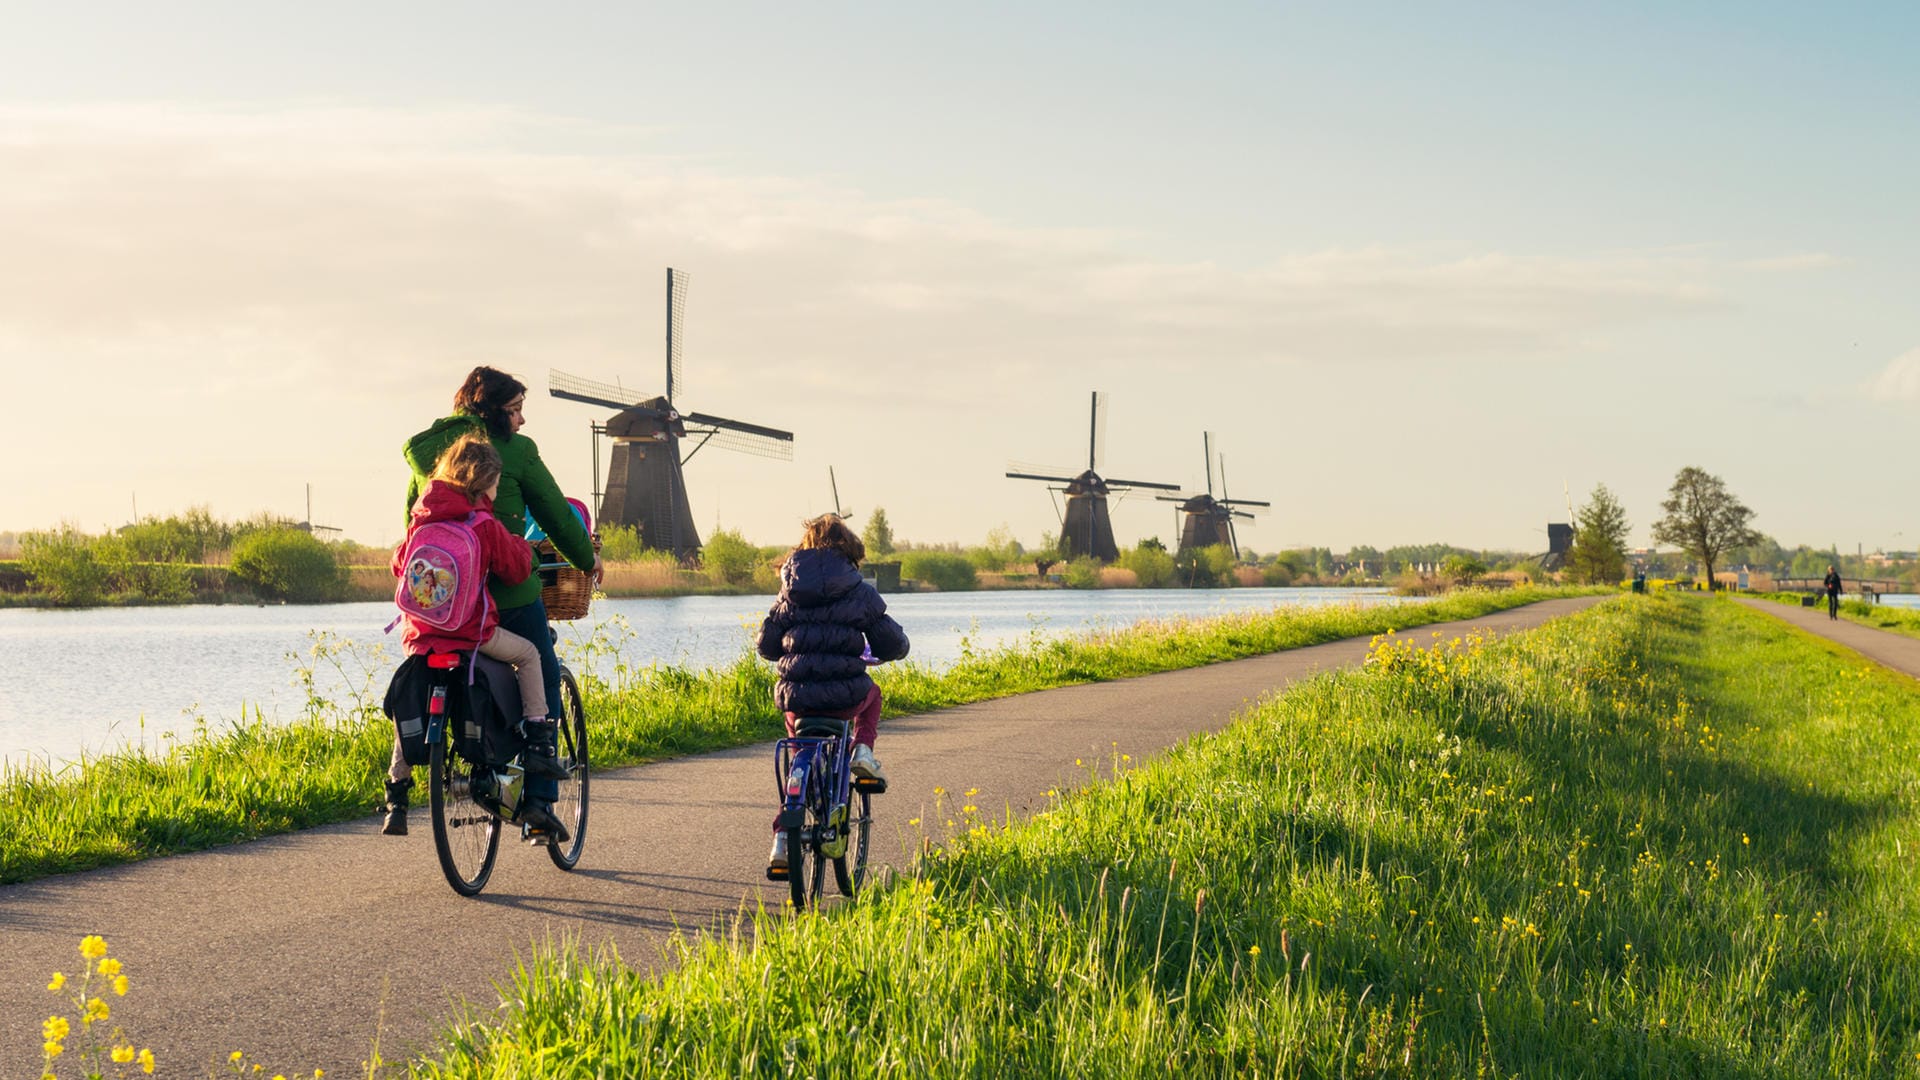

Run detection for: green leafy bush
[[701, 529, 762, 587], [1061, 557, 1103, 589], [598, 525, 647, 562], [228, 528, 346, 602], [1115, 543, 1176, 587], [20, 525, 107, 606], [900, 550, 977, 591]]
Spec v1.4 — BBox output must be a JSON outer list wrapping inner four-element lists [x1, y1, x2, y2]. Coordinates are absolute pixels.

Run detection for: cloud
[[0, 102, 1842, 544], [1869, 347, 1920, 403]]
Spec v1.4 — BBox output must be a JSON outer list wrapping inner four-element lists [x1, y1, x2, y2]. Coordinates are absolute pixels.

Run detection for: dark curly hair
[[452, 366, 528, 439]]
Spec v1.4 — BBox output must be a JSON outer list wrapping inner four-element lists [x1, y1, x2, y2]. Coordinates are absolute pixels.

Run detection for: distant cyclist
[[387, 366, 601, 842], [756, 514, 909, 876], [1825, 564, 1842, 621]]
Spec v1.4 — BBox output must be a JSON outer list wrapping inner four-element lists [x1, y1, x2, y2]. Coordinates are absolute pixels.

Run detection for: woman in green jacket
[[385, 366, 602, 841]]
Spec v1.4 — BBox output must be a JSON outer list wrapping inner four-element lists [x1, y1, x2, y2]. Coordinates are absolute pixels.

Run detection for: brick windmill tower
[[550, 269, 794, 559]]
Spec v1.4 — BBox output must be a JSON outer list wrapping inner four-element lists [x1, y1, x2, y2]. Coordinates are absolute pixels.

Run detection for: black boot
[[520, 719, 570, 781], [382, 778, 413, 837], [519, 798, 571, 846]]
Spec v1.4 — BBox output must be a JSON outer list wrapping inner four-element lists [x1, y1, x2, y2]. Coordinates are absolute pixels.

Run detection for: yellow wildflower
[[47, 972, 65, 992], [114, 975, 130, 996], [113, 1045, 136, 1064], [43, 1017, 70, 1040], [232, 1051, 246, 1063], [80, 936, 108, 960], [97, 958, 123, 977], [43, 1041, 63, 1059], [85, 997, 110, 1022], [1248, 945, 1261, 958], [140, 1048, 156, 1074]]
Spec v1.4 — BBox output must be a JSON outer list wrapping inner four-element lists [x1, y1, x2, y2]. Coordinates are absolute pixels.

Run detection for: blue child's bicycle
[[770, 716, 886, 910]]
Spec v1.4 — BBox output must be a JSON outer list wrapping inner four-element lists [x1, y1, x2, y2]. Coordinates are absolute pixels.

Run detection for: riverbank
[[416, 593, 1920, 1077], [0, 586, 1603, 885]]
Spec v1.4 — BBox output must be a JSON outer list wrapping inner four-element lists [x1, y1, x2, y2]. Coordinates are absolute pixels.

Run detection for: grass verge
[[1750, 588, 1920, 639], [415, 594, 1920, 1078], [0, 586, 1601, 885]]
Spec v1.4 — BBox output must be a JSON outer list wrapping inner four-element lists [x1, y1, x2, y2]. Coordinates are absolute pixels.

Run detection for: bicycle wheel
[[546, 666, 589, 871], [833, 791, 872, 898], [429, 733, 500, 897], [786, 823, 811, 910]]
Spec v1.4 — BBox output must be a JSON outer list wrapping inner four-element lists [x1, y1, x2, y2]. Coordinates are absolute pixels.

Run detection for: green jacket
[[403, 414, 596, 611]]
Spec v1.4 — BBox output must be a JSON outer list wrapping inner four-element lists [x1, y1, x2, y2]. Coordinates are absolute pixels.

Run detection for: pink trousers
[[784, 684, 882, 748]]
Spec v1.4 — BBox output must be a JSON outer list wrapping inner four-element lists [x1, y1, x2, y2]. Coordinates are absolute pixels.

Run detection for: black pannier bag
[[382, 653, 526, 769]]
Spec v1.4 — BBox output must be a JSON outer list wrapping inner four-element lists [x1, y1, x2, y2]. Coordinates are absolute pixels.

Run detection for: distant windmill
[[1006, 391, 1180, 562], [828, 467, 854, 520], [550, 269, 794, 559], [1158, 433, 1269, 557]]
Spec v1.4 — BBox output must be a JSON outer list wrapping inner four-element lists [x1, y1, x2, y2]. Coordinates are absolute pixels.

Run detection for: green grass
[[0, 587, 1599, 885], [412, 594, 1920, 1078]]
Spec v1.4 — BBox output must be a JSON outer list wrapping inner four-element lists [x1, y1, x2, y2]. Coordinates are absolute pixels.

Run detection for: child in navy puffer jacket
[[755, 514, 909, 875]]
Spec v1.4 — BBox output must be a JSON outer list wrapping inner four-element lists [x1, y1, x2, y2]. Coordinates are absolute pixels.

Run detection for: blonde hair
[[795, 513, 865, 566], [430, 433, 502, 500]]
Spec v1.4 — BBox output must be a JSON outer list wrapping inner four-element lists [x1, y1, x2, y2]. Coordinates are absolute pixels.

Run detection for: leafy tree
[[861, 507, 896, 558], [1440, 553, 1487, 586], [1261, 561, 1295, 587], [1789, 546, 1843, 579], [1031, 531, 1061, 578], [228, 528, 346, 602], [21, 524, 108, 606], [1568, 483, 1632, 585], [1650, 466, 1759, 591], [701, 528, 761, 587], [1346, 545, 1384, 575], [1175, 543, 1237, 587], [599, 524, 647, 562]]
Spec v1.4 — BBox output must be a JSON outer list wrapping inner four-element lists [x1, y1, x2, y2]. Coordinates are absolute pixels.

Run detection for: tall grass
[[415, 595, 1920, 1078], [0, 587, 1597, 885]]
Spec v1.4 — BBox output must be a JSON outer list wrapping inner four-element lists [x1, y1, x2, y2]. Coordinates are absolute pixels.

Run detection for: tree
[[1568, 483, 1631, 585], [1650, 467, 1759, 591], [1031, 531, 1061, 578], [1115, 541, 1176, 587], [20, 524, 108, 606], [861, 507, 896, 557], [1440, 553, 1487, 586]]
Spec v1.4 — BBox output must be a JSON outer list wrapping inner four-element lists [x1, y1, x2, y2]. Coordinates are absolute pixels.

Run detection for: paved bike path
[[0, 597, 1606, 1077], [1735, 597, 1920, 678]]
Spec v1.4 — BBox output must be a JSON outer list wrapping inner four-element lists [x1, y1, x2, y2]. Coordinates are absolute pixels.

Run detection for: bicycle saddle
[[792, 716, 850, 738]]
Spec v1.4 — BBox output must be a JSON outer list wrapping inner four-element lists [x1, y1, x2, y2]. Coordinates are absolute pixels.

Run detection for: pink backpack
[[392, 511, 491, 636]]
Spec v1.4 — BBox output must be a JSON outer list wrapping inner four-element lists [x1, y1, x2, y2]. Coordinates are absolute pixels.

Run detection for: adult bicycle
[[770, 716, 886, 910], [421, 633, 589, 897]]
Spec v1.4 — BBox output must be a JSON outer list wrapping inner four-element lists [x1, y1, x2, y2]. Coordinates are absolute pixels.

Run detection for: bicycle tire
[[546, 666, 589, 871], [833, 791, 871, 897], [786, 825, 810, 909], [430, 732, 500, 897]]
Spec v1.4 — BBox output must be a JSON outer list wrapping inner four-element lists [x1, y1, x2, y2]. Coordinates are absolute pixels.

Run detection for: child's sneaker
[[850, 745, 887, 785], [766, 831, 790, 880]]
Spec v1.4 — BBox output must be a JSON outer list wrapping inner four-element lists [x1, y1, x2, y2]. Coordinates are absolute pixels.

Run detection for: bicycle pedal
[[766, 865, 790, 882], [853, 776, 888, 794]]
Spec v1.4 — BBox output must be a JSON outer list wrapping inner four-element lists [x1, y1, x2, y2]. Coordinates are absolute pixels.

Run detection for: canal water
[[0, 587, 1402, 769]]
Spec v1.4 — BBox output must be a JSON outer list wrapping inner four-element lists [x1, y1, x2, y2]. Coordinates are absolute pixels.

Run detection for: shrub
[[20, 525, 107, 606], [599, 525, 648, 563], [900, 550, 976, 591], [1115, 544, 1176, 587], [1262, 561, 1295, 586], [701, 529, 761, 587], [1061, 557, 1102, 589], [228, 528, 346, 602]]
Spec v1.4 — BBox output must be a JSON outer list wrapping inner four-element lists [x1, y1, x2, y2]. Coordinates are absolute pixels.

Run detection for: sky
[[2, 3, 1915, 556]]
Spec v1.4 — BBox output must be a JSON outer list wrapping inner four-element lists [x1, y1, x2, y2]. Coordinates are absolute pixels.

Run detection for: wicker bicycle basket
[[534, 536, 599, 621]]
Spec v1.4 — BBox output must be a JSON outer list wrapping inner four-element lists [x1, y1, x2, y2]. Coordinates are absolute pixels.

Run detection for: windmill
[[1158, 433, 1270, 557], [550, 269, 794, 560], [1006, 391, 1180, 562]]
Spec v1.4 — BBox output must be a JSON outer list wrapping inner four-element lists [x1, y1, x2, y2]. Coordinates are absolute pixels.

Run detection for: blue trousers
[[496, 598, 562, 803]]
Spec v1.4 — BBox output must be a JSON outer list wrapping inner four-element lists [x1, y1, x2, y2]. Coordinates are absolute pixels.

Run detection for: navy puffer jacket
[[756, 548, 910, 715]]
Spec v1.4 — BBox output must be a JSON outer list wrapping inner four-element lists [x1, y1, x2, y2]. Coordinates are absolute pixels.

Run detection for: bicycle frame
[[774, 719, 854, 848]]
